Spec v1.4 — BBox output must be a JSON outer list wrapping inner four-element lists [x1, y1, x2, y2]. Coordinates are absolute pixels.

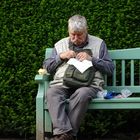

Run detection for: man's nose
[[74, 35, 79, 40]]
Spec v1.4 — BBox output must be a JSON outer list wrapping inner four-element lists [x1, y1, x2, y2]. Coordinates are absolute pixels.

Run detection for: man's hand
[[76, 52, 92, 61], [60, 50, 76, 60]]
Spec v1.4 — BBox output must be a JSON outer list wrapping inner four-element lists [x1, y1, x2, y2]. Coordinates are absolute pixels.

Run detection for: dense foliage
[[0, 0, 139, 137]]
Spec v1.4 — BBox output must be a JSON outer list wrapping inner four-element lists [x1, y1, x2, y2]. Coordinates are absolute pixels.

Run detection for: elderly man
[[43, 15, 114, 140]]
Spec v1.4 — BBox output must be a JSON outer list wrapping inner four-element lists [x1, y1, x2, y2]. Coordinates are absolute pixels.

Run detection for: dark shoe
[[53, 135, 62, 140], [59, 133, 69, 140], [73, 136, 77, 140], [53, 135, 59, 140], [53, 133, 74, 140]]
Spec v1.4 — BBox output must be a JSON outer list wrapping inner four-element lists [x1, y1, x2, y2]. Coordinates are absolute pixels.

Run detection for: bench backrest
[[107, 48, 140, 93], [45, 48, 140, 94]]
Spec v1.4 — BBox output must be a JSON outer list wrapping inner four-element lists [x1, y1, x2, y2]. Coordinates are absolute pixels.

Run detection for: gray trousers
[[46, 86, 99, 136]]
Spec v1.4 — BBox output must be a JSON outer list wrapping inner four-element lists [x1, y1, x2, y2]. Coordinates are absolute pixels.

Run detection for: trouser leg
[[67, 87, 99, 136], [46, 86, 72, 135]]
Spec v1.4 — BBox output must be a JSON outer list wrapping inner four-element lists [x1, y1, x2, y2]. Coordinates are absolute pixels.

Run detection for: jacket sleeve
[[43, 48, 64, 74], [92, 41, 115, 76]]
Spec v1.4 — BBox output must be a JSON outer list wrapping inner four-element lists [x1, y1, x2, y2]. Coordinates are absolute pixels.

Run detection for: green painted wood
[[45, 110, 52, 133], [92, 97, 140, 102], [35, 74, 49, 83], [113, 60, 116, 86], [44, 80, 52, 133], [35, 74, 51, 140], [45, 48, 54, 59], [105, 86, 140, 93], [88, 97, 140, 109], [121, 60, 125, 86], [44, 97, 140, 110], [131, 60, 134, 85], [109, 48, 140, 59], [36, 82, 45, 140]]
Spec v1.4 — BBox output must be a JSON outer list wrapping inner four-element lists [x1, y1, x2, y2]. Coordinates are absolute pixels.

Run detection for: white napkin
[[67, 58, 93, 73]]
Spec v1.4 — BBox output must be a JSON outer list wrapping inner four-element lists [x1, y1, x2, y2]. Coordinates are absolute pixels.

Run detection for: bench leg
[[36, 97, 45, 140], [44, 110, 53, 140], [45, 110, 53, 136]]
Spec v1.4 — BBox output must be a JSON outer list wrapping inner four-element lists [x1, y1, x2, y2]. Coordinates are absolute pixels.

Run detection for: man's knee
[[74, 87, 92, 102], [46, 87, 67, 101], [76, 87, 91, 93]]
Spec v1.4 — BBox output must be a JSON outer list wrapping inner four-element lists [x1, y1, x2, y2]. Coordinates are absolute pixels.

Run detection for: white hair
[[68, 15, 88, 32]]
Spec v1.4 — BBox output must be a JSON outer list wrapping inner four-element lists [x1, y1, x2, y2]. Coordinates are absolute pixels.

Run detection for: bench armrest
[[35, 74, 50, 99], [35, 74, 52, 137], [35, 74, 49, 83]]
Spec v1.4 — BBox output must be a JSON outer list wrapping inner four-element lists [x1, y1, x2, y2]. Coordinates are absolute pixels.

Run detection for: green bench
[[35, 47, 140, 140]]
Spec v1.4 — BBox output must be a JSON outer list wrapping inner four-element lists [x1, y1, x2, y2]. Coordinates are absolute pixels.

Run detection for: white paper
[[67, 58, 93, 73]]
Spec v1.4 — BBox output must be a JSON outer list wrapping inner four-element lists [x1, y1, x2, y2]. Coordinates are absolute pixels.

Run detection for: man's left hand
[[76, 52, 92, 61]]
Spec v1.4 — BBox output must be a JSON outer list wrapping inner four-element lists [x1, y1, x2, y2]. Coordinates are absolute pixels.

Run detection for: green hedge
[[0, 0, 139, 137]]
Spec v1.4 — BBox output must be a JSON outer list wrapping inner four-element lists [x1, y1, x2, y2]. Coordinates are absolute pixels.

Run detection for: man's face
[[69, 29, 87, 46]]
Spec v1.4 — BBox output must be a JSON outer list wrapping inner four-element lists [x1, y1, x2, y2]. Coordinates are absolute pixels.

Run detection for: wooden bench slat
[[121, 60, 125, 86], [131, 60, 134, 85], [106, 86, 140, 93], [44, 97, 140, 109], [113, 60, 116, 86], [92, 97, 140, 102], [109, 48, 140, 59]]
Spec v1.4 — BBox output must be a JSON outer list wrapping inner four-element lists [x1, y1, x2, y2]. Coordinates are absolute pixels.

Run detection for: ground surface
[[0, 133, 140, 140]]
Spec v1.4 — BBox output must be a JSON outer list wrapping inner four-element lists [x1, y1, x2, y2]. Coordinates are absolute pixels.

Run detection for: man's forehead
[[69, 29, 86, 34]]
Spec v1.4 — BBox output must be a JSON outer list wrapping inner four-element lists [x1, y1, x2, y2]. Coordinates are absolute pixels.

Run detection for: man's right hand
[[60, 50, 76, 60]]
